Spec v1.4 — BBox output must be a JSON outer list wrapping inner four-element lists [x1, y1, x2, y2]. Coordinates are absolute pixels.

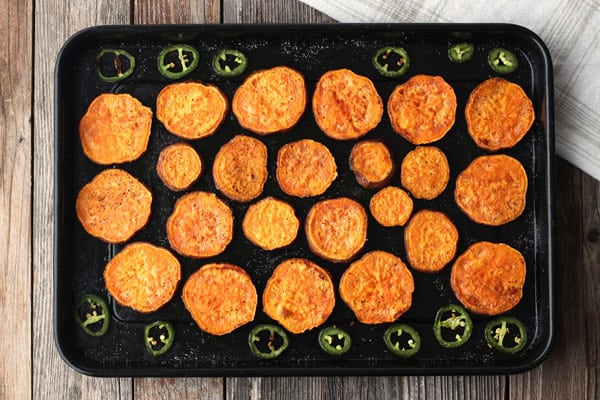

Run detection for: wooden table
[[2, 0, 598, 398]]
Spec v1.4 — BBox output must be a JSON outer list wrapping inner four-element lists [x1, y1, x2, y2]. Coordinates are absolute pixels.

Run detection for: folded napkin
[[299, 0, 600, 182]]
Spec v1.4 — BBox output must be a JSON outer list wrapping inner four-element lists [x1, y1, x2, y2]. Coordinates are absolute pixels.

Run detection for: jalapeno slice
[[96, 48, 135, 82], [384, 324, 421, 358], [485, 316, 528, 354], [488, 47, 519, 74], [248, 324, 289, 359], [373, 46, 410, 77], [448, 42, 474, 63], [318, 326, 352, 356], [157, 44, 199, 79], [212, 49, 248, 77], [74, 294, 110, 337], [144, 321, 175, 356], [433, 304, 473, 348]]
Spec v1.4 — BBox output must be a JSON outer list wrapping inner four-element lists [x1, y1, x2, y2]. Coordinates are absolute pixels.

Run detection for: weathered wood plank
[[131, 1, 224, 398], [221, 1, 505, 397], [134, 0, 220, 25], [33, 1, 132, 399], [509, 158, 591, 399], [0, 0, 32, 399]]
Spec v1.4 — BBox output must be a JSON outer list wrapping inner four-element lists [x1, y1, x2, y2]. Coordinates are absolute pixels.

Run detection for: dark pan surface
[[54, 23, 554, 376]]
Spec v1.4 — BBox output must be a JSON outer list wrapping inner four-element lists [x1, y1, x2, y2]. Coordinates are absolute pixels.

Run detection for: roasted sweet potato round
[[305, 197, 368, 263], [79, 93, 153, 165], [104, 242, 181, 313], [166, 191, 233, 258], [369, 186, 413, 227], [312, 68, 383, 140], [465, 77, 535, 151], [339, 250, 414, 324], [262, 258, 335, 334], [156, 142, 202, 191], [401, 146, 450, 200], [387, 75, 456, 144], [404, 209, 459, 273], [276, 138, 337, 197], [75, 168, 152, 243], [242, 197, 300, 250], [451, 241, 526, 315], [212, 135, 268, 202], [349, 140, 394, 189], [232, 66, 306, 134], [183, 263, 257, 335], [156, 82, 228, 140], [454, 154, 527, 226]]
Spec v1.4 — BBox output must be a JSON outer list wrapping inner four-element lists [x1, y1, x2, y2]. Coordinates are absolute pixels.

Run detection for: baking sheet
[[54, 23, 554, 376]]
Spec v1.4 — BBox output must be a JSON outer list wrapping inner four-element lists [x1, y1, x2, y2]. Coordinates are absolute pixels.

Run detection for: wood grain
[[25, 0, 600, 399], [32, 1, 132, 399], [0, 0, 32, 399]]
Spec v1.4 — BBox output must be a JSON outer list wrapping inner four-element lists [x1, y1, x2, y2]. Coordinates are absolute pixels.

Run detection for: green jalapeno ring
[[248, 324, 289, 359], [96, 48, 136, 82], [485, 316, 528, 354], [488, 47, 519, 74], [212, 49, 248, 77], [433, 304, 473, 348], [73, 294, 110, 337], [448, 42, 474, 63], [372, 46, 410, 77], [157, 44, 200, 79], [318, 326, 352, 356], [383, 323, 421, 358], [144, 321, 175, 356]]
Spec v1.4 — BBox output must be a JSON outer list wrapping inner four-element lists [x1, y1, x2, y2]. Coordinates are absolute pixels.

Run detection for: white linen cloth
[[299, 0, 600, 181]]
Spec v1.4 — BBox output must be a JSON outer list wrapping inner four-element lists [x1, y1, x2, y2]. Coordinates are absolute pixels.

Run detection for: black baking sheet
[[54, 23, 554, 376]]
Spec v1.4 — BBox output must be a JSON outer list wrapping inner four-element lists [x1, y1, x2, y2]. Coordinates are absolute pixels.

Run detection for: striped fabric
[[299, 0, 600, 181]]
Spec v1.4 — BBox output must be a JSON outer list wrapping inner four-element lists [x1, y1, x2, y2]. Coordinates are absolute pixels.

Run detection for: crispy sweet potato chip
[[451, 241, 526, 315], [75, 168, 152, 243], [339, 251, 414, 324], [263, 258, 335, 334], [104, 242, 181, 313], [183, 263, 257, 336], [156, 82, 228, 140], [79, 93, 152, 164]]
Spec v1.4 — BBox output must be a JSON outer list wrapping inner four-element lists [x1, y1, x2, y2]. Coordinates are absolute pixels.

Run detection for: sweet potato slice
[[242, 197, 300, 250], [156, 142, 202, 191], [401, 146, 450, 200], [262, 258, 335, 334], [166, 191, 233, 258], [212, 135, 268, 202], [79, 93, 152, 164], [156, 82, 228, 140], [232, 66, 306, 134], [312, 68, 383, 140], [451, 241, 526, 315], [305, 197, 367, 263], [369, 186, 413, 227], [465, 77, 534, 151], [276, 138, 337, 197], [75, 168, 152, 243], [349, 140, 394, 189], [339, 250, 414, 324], [104, 242, 181, 313], [404, 209, 458, 273], [183, 263, 257, 335], [454, 154, 527, 226], [387, 75, 456, 144]]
